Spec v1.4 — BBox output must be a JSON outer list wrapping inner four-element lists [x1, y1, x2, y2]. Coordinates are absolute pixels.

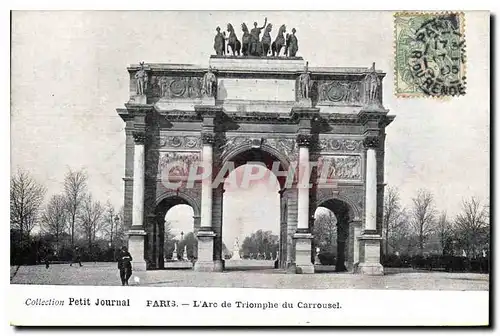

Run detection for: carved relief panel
[[316, 80, 363, 106], [157, 152, 201, 180], [317, 155, 362, 181], [157, 135, 201, 149], [317, 138, 363, 153], [149, 76, 203, 99]]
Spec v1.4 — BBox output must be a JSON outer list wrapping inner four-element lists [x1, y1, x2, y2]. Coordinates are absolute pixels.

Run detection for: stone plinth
[[293, 232, 314, 274], [356, 234, 384, 275], [194, 230, 217, 272], [163, 261, 193, 269], [127, 229, 147, 271]]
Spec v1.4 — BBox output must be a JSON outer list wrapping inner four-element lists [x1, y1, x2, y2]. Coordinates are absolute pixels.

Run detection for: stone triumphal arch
[[117, 54, 394, 275]]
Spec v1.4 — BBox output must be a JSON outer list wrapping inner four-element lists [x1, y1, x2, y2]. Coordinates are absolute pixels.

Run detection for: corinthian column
[[293, 133, 314, 274], [356, 135, 383, 275], [364, 136, 378, 232], [194, 132, 217, 272], [127, 131, 147, 271]]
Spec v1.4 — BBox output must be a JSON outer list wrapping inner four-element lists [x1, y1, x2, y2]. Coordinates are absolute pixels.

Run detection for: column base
[[194, 261, 219, 272], [356, 233, 384, 276], [131, 261, 147, 272], [195, 230, 217, 272], [127, 229, 147, 272], [355, 262, 384, 275], [293, 232, 315, 274]]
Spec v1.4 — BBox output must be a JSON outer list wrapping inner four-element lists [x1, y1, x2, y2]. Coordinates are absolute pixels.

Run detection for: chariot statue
[[249, 17, 267, 56], [135, 62, 148, 95]]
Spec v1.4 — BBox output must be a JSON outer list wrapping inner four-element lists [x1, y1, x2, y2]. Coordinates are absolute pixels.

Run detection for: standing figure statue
[[365, 62, 381, 105], [135, 62, 148, 95], [285, 28, 299, 57], [250, 17, 267, 56], [261, 23, 273, 56], [226, 23, 241, 56], [202, 67, 217, 97], [213, 26, 226, 56], [271, 24, 286, 56], [241, 23, 251, 56], [298, 62, 311, 99]]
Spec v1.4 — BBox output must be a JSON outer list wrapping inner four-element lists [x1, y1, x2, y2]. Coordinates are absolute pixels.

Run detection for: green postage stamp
[[394, 12, 466, 97]]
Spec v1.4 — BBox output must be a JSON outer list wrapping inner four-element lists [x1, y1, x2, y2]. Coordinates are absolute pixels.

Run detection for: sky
[[10, 11, 489, 246]]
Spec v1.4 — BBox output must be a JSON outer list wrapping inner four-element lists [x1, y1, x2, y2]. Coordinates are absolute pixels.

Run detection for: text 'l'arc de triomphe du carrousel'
[[116, 18, 395, 275]]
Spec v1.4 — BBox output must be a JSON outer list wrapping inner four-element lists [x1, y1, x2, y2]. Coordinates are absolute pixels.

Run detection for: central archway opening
[[314, 198, 352, 272], [154, 195, 197, 270], [221, 148, 288, 272]]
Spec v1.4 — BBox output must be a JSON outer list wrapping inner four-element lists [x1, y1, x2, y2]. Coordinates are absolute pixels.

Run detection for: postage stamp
[[394, 12, 467, 97]]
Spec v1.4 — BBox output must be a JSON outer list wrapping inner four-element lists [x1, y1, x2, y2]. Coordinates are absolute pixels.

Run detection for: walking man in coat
[[117, 246, 133, 286]]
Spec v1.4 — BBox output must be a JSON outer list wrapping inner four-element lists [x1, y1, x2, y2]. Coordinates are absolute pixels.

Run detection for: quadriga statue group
[[213, 18, 299, 57]]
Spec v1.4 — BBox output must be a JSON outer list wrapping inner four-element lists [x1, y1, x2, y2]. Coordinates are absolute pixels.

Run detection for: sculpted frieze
[[150, 76, 203, 99], [157, 152, 201, 178], [317, 80, 362, 105], [317, 155, 362, 180], [158, 135, 201, 149], [263, 138, 297, 162], [317, 138, 363, 152]]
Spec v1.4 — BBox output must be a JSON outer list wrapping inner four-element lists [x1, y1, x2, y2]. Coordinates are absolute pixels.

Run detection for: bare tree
[[454, 197, 489, 258], [10, 169, 46, 244], [388, 208, 413, 255], [103, 201, 117, 248], [435, 211, 453, 255], [41, 194, 67, 250], [63, 168, 87, 246], [313, 208, 337, 253], [383, 186, 404, 256], [410, 189, 437, 255], [78, 194, 105, 252]]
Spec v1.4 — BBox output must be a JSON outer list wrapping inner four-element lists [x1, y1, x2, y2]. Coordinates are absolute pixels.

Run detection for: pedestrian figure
[[118, 246, 133, 286], [70, 247, 82, 267]]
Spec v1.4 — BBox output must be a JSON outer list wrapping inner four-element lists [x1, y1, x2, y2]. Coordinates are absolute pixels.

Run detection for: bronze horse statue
[[226, 23, 241, 56], [261, 23, 273, 56], [271, 24, 286, 56], [241, 23, 251, 56]]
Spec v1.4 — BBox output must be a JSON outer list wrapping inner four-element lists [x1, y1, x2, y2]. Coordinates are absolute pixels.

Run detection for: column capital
[[201, 132, 215, 145], [296, 134, 313, 147], [132, 131, 146, 144], [363, 136, 380, 149]]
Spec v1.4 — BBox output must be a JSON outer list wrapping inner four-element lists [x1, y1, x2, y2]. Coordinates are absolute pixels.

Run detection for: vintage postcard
[[8, 10, 490, 326]]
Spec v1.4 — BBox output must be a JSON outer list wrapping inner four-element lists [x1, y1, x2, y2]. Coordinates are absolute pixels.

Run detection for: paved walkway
[[10, 262, 489, 291]]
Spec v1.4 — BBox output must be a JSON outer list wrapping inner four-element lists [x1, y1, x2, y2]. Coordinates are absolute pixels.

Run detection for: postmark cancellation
[[394, 12, 466, 97]]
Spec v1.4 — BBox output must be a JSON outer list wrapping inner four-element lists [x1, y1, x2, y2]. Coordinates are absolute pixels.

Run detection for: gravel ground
[[10, 262, 489, 291]]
